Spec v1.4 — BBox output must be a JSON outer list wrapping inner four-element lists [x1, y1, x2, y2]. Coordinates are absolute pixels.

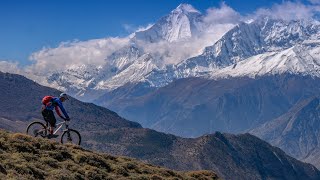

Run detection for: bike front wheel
[[60, 129, 81, 145], [26, 121, 47, 138]]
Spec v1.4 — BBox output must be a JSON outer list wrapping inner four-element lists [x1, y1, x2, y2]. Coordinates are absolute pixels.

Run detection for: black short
[[42, 109, 56, 127]]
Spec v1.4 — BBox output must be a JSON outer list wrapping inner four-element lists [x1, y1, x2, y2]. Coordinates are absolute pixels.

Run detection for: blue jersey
[[45, 97, 70, 119]]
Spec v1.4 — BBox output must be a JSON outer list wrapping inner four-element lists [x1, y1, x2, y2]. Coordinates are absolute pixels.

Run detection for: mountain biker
[[41, 93, 70, 138]]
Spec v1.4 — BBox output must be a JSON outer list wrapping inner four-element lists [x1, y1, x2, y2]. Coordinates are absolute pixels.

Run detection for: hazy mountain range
[[1, 71, 319, 179], [96, 74, 320, 136]]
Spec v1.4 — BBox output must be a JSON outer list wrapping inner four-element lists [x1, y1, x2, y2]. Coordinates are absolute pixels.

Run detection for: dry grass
[[0, 130, 219, 180]]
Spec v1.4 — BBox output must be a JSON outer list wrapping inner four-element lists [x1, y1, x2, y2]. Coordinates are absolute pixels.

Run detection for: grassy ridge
[[0, 130, 218, 180]]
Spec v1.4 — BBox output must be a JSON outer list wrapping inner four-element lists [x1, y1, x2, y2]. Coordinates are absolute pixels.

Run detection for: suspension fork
[[64, 121, 69, 132], [64, 123, 73, 141]]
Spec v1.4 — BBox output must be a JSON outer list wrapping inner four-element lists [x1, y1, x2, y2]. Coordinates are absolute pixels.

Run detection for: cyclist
[[41, 93, 70, 138]]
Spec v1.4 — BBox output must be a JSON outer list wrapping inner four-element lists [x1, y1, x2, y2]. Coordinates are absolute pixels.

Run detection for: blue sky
[[0, 0, 314, 65]]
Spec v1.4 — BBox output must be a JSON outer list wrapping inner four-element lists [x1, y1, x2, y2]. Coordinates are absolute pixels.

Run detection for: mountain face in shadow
[[85, 128, 320, 180], [250, 97, 320, 169], [96, 74, 320, 137]]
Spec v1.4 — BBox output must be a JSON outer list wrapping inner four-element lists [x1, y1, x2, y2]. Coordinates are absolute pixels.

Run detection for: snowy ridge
[[106, 45, 143, 71], [211, 42, 320, 78], [143, 18, 320, 87], [47, 64, 102, 95], [175, 4, 200, 13], [95, 54, 158, 90]]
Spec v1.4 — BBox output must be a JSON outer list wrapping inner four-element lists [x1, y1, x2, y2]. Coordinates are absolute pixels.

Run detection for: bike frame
[[53, 121, 69, 134], [27, 119, 81, 145]]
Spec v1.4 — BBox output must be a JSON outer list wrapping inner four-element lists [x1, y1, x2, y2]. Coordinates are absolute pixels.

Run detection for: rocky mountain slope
[[85, 128, 320, 180], [96, 74, 320, 137], [1, 71, 319, 179], [0, 130, 218, 180], [250, 97, 320, 169]]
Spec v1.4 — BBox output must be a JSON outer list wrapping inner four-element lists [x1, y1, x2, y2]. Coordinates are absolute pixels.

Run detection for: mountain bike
[[26, 119, 81, 145]]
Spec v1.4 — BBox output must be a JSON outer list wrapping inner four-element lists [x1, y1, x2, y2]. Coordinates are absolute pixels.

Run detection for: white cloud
[[28, 23, 157, 75], [122, 24, 135, 32], [254, 1, 320, 21], [135, 24, 153, 32], [124, 23, 153, 39], [27, 37, 130, 74], [200, 3, 241, 52], [136, 39, 204, 65], [128, 24, 154, 38], [0, 60, 52, 86], [0, 61, 23, 74], [123, 23, 153, 33], [204, 2, 242, 24]]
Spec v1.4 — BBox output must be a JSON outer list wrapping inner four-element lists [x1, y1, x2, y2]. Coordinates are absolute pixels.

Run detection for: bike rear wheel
[[60, 129, 81, 145], [26, 121, 47, 138]]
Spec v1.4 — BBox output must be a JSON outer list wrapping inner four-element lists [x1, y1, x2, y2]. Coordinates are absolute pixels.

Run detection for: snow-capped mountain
[[105, 45, 143, 73], [144, 18, 320, 87], [43, 4, 208, 100], [95, 53, 158, 90], [212, 41, 320, 78], [46, 44, 146, 99], [33, 6, 320, 102], [47, 64, 102, 97], [134, 4, 204, 43]]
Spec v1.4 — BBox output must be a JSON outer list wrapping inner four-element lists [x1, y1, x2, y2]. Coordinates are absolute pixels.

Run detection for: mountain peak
[[134, 3, 203, 43], [174, 4, 200, 14]]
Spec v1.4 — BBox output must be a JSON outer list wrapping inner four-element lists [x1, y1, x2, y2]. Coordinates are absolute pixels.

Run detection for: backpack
[[42, 96, 53, 106]]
